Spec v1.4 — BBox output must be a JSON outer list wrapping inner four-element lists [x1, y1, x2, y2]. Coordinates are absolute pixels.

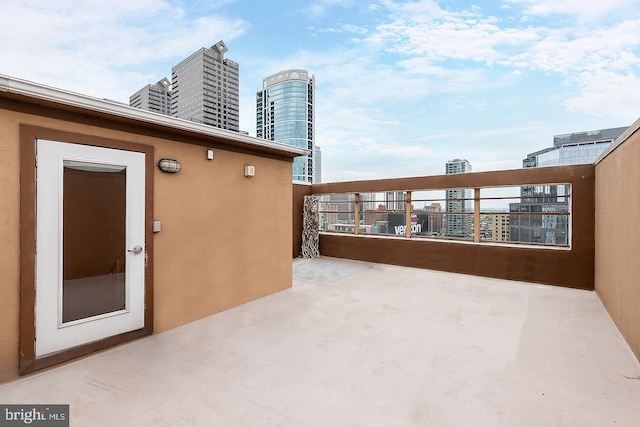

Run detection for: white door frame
[[35, 139, 146, 357]]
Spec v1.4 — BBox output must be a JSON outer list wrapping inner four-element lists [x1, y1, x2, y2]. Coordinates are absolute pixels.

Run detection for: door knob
[[128, 245, 143, 255]]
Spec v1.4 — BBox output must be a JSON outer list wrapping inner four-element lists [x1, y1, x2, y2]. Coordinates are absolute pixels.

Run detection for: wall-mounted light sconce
[[207, 149, 214, 160], [244, 165, 255, 178], [157, 158, 181, 173]]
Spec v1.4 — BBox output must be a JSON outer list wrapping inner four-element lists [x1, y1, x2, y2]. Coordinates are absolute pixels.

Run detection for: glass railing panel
[[360, 191, 405, 236], [479, 185, 571, 246], [316, 183, 571, 247], [442, 188, 475, 240], [410, 190, 445, 238], [319, 193, 355, 233], [361, 209, 401, 236]]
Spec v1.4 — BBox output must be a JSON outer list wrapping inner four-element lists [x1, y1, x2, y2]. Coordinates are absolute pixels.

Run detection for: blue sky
[[2, 0, 639, 182]]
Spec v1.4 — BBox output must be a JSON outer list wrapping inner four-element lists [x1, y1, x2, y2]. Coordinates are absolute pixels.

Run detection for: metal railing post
[[405, 191, 412, 238], [474, 188, 480, 243], [354, 193, 360, 235]]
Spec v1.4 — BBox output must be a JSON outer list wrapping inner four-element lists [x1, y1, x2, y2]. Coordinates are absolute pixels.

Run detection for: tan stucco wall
[[0, 110, 22, 383], [151, 135, 293, 332], [0, 107, 293, 383], [595, 123, 640, 362]]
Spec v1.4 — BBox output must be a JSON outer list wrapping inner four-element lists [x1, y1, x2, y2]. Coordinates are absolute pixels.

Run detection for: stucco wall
[[151, 133, 293, 332], [0, 110, 22, 384], [595, 121, 640, 361], [0, 104, 294, 383]]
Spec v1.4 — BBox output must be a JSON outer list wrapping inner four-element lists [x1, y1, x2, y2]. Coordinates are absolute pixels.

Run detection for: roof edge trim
[[0, 74, 309, 157], [594, 118, 640, 165]]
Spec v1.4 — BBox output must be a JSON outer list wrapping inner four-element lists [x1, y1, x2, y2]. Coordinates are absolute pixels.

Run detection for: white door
[[35, 139, 146, 357]]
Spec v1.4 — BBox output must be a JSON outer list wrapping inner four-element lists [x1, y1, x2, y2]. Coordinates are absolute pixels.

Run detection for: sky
[[2, 0, 639, 183]]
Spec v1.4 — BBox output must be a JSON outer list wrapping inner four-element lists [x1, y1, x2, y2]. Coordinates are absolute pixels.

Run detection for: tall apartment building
[[313, 146, 322, 184], [445, 159, 473, 239], [491, 214, 510, 242], [359, 192, 377, 211], [510, 126, 627, 244], [257, 69, 315, 183], [385, 191, 405, 210], [129, 77, 171, 115], [171, 40, 239, 131]]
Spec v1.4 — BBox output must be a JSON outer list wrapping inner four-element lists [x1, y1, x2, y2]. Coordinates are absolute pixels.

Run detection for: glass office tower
[[509, 126, 627, 244], [256, 69, 316, 183]]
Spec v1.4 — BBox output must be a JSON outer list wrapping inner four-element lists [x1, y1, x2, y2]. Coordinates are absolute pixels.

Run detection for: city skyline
[[2, 1, 638, 183]]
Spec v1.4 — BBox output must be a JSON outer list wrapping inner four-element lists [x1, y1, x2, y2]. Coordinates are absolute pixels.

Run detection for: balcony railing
[[295, 165, 595, 290], [318, 184, 571, 248]]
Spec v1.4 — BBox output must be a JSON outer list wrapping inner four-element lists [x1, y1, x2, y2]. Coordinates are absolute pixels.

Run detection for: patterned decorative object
[[301, 195, 320, 258]]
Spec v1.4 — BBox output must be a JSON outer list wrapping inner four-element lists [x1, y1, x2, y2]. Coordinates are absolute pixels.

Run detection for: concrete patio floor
[[1, 257, 639, 426]]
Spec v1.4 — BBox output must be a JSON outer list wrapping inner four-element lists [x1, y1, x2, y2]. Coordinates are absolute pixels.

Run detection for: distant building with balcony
[[129, 78, 171, 116], [510, 126, 627, 245], [445, 159, 472, 238], [171, 40, 239, 131], [257, 69, 315, 183]]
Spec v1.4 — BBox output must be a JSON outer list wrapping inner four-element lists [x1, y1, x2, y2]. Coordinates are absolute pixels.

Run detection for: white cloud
[[361, 1, 640, 122], [0, 0, 248, 100], [564, 70, 640, 119], [503, 0, 638, 20], [4, 0, 637, 183], [239, 1, 639, 181], [504, 19, 640, 74], [308, 23, 369, 36], [304, 0, 356, 17], [416, 122, 548, 142], [246, 1, 639, 181], [370, 18, 539, 64]]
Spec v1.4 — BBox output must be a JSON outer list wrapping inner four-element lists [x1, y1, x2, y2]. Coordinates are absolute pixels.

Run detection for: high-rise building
[[445, 159, 472, 239], [360, 192, 377, 211], [385, 191, 405, 210], [313, 145, 322, 184], [256, 69, 315, 183], [491, 214, 510, 242], [129, 77, 171, 116], [523, 127, 627, 168], [171, 40, 239, 131], [510, 126, 627, 244]]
